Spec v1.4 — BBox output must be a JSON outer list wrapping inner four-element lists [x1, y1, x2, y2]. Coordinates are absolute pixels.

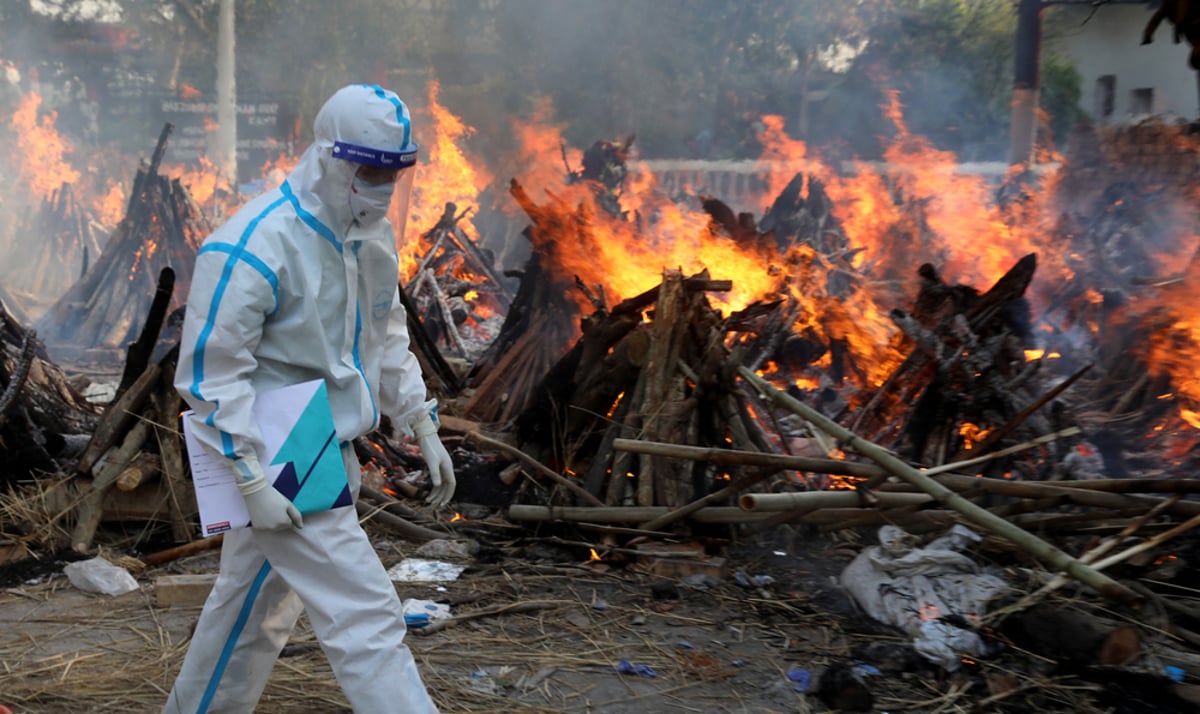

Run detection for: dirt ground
[[0, 523, 895, 714], [2, 522, 1198, 714]]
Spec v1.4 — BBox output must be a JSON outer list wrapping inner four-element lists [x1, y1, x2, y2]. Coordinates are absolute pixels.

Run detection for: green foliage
[[1039, 53, 1086, 149]]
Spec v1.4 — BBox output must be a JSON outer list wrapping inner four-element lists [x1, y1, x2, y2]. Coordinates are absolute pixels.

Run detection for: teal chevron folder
[[183, 380, 353, 537]]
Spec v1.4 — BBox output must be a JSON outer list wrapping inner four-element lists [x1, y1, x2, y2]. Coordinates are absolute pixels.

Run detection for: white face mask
[[349, 176, 394, 225]]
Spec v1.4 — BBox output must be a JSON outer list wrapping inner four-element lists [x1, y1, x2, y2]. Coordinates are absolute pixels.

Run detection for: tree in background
[[5, 0, 1086, 165]]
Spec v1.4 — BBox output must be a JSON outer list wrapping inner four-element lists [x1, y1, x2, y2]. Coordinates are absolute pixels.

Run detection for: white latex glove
[[235, 456, 303, 531], [414, 414, 456, 508]]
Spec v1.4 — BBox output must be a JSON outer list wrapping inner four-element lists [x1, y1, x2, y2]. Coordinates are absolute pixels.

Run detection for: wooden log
[[115, 451, 161, 491], [117, 267, 175, 398], [943, 363, 1092, 465], [582, 389, 633, 499], [606, 368, 647, 505], [464, 430, 606, 507], [849, 255, 1038, 438], [76, 363, 161, 476], [141, 534, 223, 567], [73, 417, 153, 552], [638, 271, 682, 506], [0, 324, 36, 417], [998, 603, 1144, 667], [354, 501, 453, 542], [396, 280, 462, 396], [360, 485, 445, 527], [444, 213, 514, 305], [154, 573, 218, 607], [739, 366, 1143, 605], [153, 382, 196, 543]]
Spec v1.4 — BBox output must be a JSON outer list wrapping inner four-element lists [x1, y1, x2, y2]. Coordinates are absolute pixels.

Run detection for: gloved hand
[[235, 456, 303, 531], [414, 414, 456, 508]]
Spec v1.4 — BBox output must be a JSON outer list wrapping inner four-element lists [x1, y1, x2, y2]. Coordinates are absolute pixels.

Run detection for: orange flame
[[9, 91, 80, 200], [400, 80, 494, 279]]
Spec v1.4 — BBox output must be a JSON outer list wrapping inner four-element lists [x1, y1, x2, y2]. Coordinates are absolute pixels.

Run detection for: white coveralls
[[164, 86, 439, 714]]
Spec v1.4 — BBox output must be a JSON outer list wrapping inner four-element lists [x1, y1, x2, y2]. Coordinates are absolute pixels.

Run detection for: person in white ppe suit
[[163, 84, 453, 714]]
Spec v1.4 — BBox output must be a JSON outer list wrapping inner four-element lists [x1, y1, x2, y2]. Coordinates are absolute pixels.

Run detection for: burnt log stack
[[35, 124, 208, 363], [0, 181, 107, 313], [0, 298, 98, 485]]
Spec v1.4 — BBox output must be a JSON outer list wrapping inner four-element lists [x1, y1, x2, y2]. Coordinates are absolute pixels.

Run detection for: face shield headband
[[332, 141, 418, 169]]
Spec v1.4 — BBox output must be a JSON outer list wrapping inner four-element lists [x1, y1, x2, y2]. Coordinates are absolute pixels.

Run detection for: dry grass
[[1, 486, 1193, 714]]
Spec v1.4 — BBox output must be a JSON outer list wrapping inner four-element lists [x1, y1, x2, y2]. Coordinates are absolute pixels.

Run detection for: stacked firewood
[[404, 201, 511, 366], [0, 298, 98, 484], [0, 181, 107, 311], [35, 124, 208, 362], [8, 265, 196, 553], [509, 267, 769, 510]]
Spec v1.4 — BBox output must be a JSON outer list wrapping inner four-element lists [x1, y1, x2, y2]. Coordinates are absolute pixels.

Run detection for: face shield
[[320, 84, 419, 239], [389, 164, 416, 245]]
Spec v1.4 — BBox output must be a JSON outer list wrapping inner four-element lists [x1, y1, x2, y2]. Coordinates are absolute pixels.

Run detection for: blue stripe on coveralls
[[350, 243, 379, 422], [189, 195, 287, 458], [281, 180, 341, 252], [197, 244, 280, 314], [195, 560, 273, 714], [360, 83, 411, 148]]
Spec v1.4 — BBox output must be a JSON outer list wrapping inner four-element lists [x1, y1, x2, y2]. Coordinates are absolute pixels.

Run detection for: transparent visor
[[390, 166, 416, 246]]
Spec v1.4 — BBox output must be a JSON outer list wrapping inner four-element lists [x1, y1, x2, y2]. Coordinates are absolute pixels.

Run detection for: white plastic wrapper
[[402, 598, 452, 621], [386, 558, 467, 583], [63, 557, 139, 596], [839, 524, 1009, 670]]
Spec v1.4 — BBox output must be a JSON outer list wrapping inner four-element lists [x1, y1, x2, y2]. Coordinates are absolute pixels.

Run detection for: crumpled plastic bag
[[839, 524, 1008, 670], [63, 557, 139, 596]]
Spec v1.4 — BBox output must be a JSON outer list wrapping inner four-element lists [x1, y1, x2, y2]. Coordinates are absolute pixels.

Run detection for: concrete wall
[[1050, 5, 1198, 122]]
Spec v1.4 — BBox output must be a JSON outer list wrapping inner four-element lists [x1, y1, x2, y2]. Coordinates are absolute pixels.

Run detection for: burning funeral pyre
[[5, 80, 1200, 711]]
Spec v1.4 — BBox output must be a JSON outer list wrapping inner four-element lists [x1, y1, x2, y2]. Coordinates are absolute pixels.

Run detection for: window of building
[[1096, 75, 1116, 119], [1131, 87, 1154, 116]]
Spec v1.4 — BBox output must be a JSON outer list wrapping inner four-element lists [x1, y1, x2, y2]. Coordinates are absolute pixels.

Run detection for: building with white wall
[[1049, 2, 1198, 123]]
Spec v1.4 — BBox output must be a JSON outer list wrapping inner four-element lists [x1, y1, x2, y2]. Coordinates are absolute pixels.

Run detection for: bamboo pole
[[639, 469, 776, 531], [1006, 495, 1180, 609], [740, 491, 933, 512], [613, 438, 883, 477], [508, 505, 770, 524], [933, 473, 1200, 519], [738, 366, 1142, 605]]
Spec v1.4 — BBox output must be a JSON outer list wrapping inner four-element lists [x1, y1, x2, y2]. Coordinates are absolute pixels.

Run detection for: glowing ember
[[958, 423, 990, 451]]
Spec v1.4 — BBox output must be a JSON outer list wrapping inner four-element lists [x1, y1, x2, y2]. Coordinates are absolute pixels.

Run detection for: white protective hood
[[176, 84, 433, 467]]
